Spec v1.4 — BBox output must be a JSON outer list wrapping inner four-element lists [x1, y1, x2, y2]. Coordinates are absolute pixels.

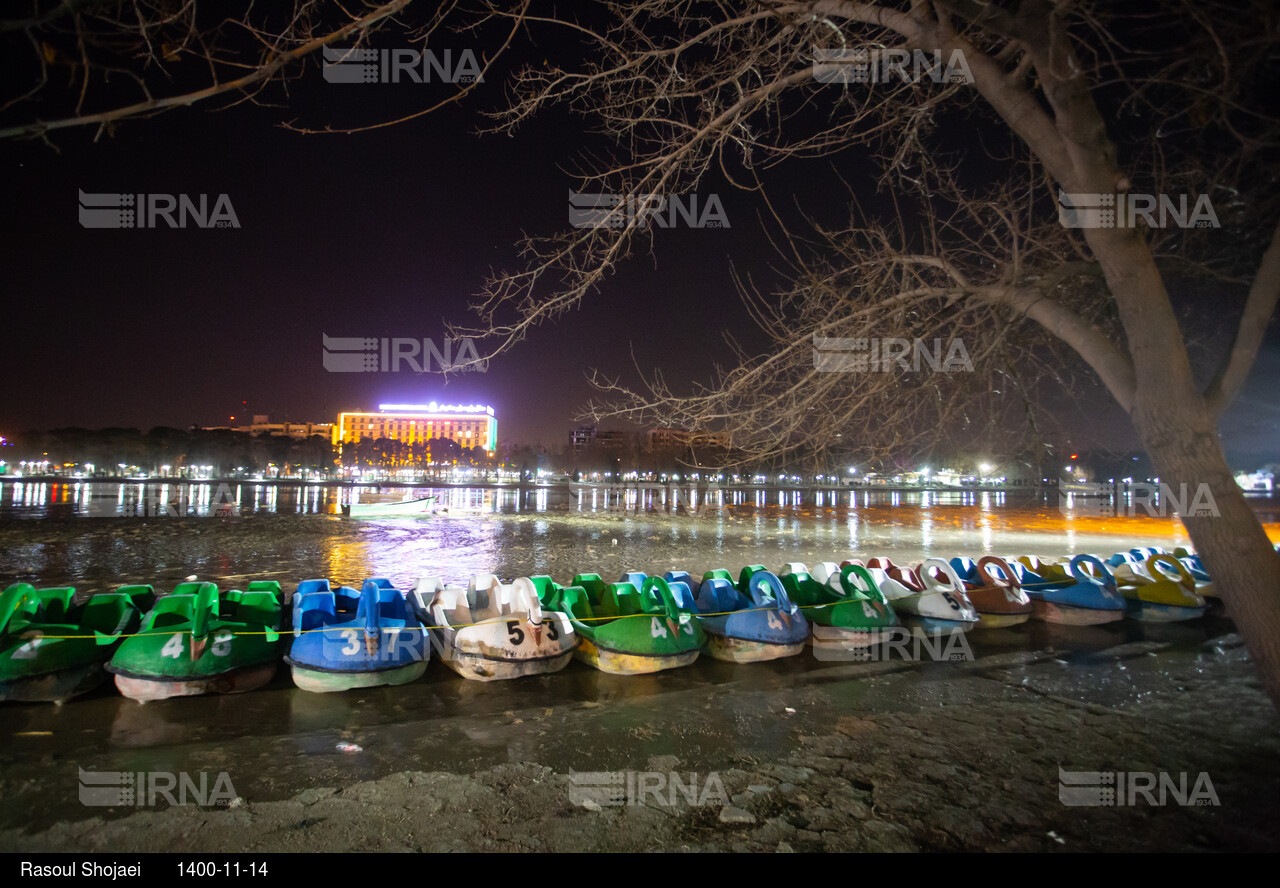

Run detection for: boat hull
[[1031, 600, 1125, 626], [973, 612, 1032, 630], [112, 662, 278, 702], [574, 638, 699, 675], [442, 649, 574, 681], [898, 613, 976, 635], [0, 663, 106, 704], [341, 497, 436, 517], [288, 659, 428, 693], [704, 633, 804, 663], [1125, 601, 1207, 623], [808, 625, 888, 651]]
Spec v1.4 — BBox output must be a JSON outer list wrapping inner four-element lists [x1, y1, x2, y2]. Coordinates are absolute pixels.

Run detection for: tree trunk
[[1132, 394, 1280, 711]]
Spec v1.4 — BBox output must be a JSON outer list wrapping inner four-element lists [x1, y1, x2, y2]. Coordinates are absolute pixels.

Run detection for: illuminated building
[[333, 403, 497, 453]]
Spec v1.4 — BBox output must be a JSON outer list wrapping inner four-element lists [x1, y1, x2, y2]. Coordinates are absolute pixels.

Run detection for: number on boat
[[543, 619, 559, 640], [161, 633, 185, 659], [766, 612, 784, 630], [650, 617, 667, 638], [941, 592, 961, 611], [211, 632, 233, 657], [861, 601, 878, 619], [506, 621, 524, 645], [340, 629, 360, 655]]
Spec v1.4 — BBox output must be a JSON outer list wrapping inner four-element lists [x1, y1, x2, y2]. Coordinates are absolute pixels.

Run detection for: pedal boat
[[774, 561, 897, 651], [549, 573, 703, 675], [411, 574, 575, 681], [107, 581, 284, 702], [864, 557, 979, 634], [948, 556, 1033, 629], [1, 583, 154, 703], [286, 578, 428, 692], [1015, 555, 1127, 625], [664, 566, 808, 662]]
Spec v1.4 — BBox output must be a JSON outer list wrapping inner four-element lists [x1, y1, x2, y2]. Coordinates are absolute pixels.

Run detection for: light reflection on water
[[0, 480, 1247, 594]]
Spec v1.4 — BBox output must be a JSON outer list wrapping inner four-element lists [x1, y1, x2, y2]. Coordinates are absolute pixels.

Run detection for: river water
[[2, 480, 1263, 591]]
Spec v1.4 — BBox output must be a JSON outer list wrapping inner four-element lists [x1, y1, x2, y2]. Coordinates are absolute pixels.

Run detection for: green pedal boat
[[107, 580, 285, 702], [546, 572, 704, 675], [1, 583, 154, 703], [776, 562, 899, 652]]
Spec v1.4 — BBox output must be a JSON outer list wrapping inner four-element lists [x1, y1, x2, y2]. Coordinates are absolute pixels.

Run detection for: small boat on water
[[1, 584, 154, 703], [774, 561, 897, 651], [1015, 555, 1127, 625], [664, 566, 808, 662], [1106, 554, 1208, 622], [549, 573, 703, 675], [107, 581, 285, 702], [411, 574, 575, 681], [341, 492, 439, 517], [865, 557, 979, 634], [948, 556, 1034, 629], [286, 578, 428, 692]]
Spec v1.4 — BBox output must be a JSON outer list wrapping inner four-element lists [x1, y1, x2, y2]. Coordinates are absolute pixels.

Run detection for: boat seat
[[604, 583, 644, 617], [617, 572, 647, 593], [559, 585, 595, 621], [32, 586, 76, 623], [526, 576, 562, 609], [235, 590, 281, 626], [664, 571, 697, 597], [665, 578, 698, 612], [778, 562, 808, 578], [811, 562, 840, 585], [693, 577, 737, 614], [950, 557, 979, 581], [78, 594, 131, 636], [573, 574, 610, 607]]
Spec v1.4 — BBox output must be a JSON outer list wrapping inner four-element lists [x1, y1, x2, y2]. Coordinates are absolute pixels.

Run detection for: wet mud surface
[[1, 506, 1277, 852]]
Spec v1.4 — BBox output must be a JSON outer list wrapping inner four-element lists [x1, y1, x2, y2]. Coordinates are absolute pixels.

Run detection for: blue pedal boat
[[285, 578, 428, 692], [664, 566, 808, 662], [1021, 555, 1127, 625]]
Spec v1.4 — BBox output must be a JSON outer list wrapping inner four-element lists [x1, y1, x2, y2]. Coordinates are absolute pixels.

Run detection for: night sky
[[1, 19, 1276, 465]]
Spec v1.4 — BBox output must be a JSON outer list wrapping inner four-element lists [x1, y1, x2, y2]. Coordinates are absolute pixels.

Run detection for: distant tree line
[[5, 427, 334, 477]]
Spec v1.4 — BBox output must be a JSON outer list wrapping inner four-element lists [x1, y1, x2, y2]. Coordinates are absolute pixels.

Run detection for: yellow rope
[[4, 596, 909, 640]]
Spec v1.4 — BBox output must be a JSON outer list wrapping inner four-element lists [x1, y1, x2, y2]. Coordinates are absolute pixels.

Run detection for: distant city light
[[378, 403, 494, 415]]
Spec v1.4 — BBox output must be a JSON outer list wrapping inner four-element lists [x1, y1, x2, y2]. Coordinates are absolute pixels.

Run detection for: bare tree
[[0, 0, 522, 142], [445, 0, 1280, 705]]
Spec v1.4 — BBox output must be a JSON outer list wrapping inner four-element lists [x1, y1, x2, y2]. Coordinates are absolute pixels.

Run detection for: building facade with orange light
[[332, 403, 498, 453]]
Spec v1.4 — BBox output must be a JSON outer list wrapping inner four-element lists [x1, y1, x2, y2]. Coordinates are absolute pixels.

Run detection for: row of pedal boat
[[0, 545, 1229, 703]]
